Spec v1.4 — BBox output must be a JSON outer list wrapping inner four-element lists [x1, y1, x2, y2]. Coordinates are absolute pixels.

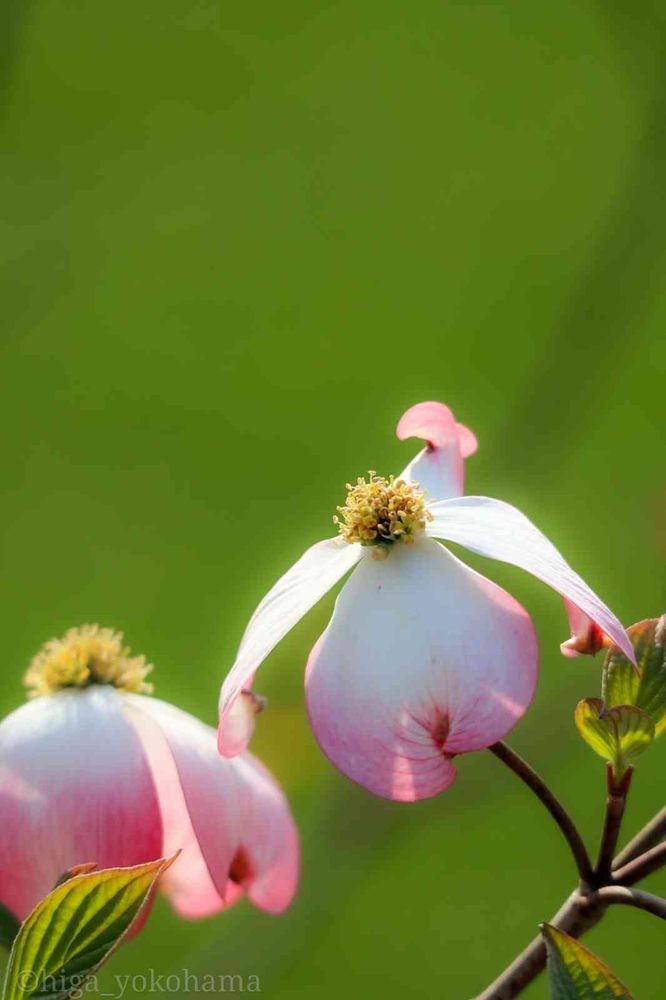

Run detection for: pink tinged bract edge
[[305, 537, 537, 803], [0, 688, 163, 922], [127, 694, 299, 916], [397, 401, 478, 502], [560, 599, 608, 659], [230, 753, 300, 914], [218, 536, 362, 757], [425, 495, 636, 666], [123, 695, 236, 919], [219, 692, 265, 763]]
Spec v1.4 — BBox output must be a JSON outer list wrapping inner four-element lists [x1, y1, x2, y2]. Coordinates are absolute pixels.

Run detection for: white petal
[[426, 495, 635, 664], [218, 537, 362, 755]]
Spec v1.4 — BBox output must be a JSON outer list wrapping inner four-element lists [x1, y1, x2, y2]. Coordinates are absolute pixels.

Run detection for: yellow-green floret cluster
[[334, 472, 431, 548], [24, 624, 153, 698]]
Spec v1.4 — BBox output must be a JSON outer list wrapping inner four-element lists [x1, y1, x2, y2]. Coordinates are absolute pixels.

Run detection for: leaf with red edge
[[603, 616, 666, 736], [2, 856, 177, 1000]]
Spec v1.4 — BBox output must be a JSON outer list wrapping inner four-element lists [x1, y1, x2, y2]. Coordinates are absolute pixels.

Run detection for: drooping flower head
[[218, 401, 635, 802], [0, 626, 298, 923]]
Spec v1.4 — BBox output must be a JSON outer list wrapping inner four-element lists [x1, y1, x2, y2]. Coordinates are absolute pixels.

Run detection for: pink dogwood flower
[[0, 626, 298, 923], [218, 401, 635, 802]]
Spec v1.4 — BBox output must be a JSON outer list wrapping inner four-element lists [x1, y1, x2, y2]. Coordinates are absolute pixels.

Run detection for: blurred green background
[[1, 0, 665, 996]]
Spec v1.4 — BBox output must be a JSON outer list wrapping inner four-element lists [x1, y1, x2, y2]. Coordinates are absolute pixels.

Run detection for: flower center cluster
[[334, 472, 431, 548], [24, 625, 154, 698]]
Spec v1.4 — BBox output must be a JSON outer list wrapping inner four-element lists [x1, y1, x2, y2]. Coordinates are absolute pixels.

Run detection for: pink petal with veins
[[306, 538, 537, 802], [129, 695, 298, 916]]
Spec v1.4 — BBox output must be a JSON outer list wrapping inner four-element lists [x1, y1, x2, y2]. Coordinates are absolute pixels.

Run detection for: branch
[[613, 806, 666, 868], [473, 884, 666, 999], [596, 886, 666, 920], [472, 891, 604, 1000], [488, 742, 594, 885], [478, 752, 663, 999], [613, 841, 666, 886]]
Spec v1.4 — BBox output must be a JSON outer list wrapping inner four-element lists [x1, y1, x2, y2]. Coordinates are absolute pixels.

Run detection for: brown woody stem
[[472, 890, 605, 1000], [477, 747, 666, 1000], [613, 806, 666, 869], [596, 886, 666, 920], [614, 841, 666, 886]]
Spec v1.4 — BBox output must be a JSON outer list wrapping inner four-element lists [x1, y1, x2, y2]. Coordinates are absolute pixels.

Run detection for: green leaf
[[0, 904, 20, 952], [2, 856, 175, 1000], [542, 924, 634, 999], [603, 616, 666, 736], [574, 698, 654, 776]]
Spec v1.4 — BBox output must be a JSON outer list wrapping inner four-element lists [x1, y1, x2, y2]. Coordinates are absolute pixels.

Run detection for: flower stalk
[[594, 764, 633, 882], [488, 742, 594, 886]]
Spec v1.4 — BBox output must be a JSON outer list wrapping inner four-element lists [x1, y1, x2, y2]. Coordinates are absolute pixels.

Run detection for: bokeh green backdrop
[[1, 1, 665, 996]]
